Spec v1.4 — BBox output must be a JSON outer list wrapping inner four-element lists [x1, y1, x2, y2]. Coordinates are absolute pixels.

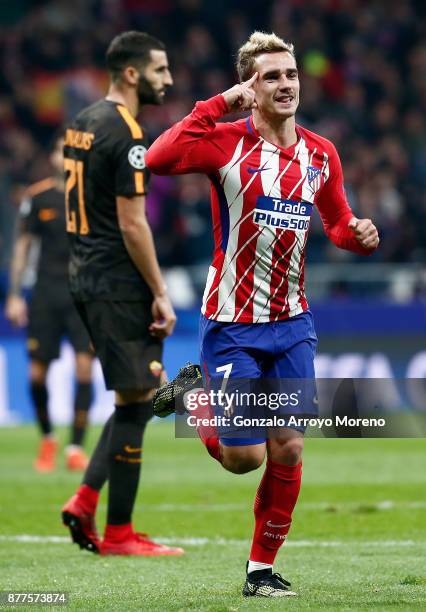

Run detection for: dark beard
[[137, 75, 162, 105]]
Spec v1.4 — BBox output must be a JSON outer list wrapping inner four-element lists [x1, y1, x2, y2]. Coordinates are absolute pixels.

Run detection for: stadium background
[[0, 0, 425, 424], [0, 2, 425, 609]]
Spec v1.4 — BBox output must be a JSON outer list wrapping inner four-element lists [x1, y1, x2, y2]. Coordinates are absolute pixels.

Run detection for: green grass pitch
[[0, 422, 425, 610]]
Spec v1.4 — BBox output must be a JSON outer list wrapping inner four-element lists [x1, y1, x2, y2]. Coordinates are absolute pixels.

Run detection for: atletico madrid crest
[[307, 165, 321, 193]]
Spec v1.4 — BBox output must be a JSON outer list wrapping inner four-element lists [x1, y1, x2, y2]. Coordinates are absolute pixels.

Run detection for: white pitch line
[[1, 501, 426, 514], [0, 535, 69, 543], [0, 535, 424, 548], [147, 500, 426, 512], [159, 538, 423, 548]]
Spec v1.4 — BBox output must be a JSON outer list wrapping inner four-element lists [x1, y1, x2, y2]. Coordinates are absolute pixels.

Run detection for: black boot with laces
[[242, 564, 297, 597]]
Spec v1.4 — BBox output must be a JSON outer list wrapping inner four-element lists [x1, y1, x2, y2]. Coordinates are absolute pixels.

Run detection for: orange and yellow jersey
[[64, 99, 151, 301]]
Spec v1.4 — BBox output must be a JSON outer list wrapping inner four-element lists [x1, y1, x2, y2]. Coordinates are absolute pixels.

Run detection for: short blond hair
[[236, 31, 295, 81]]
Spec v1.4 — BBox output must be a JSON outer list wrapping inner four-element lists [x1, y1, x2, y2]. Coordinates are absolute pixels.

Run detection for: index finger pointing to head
[[245, 72, 258, 86]]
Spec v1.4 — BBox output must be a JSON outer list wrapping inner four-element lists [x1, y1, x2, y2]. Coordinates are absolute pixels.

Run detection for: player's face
[[50, 138, 64, 176], [137, 49, 173, 105], [252, 52, 300, 120]]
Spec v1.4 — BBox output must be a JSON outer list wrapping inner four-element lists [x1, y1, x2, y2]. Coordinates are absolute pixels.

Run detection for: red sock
[[104, 522, 133, 541], [249, 460, 302, 564], [203, 436, 221, 462], [188, 390, 221, 463], [76, 484, 100, 514]]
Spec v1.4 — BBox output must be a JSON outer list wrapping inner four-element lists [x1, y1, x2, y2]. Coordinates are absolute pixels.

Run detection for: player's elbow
[[119, 216, 148, 239], [145, 146, 177, 175], [145, 148, 165, 174]]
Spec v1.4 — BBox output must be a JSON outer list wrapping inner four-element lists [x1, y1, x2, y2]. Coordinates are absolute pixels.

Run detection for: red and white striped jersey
[[146, 95, 372, 323]]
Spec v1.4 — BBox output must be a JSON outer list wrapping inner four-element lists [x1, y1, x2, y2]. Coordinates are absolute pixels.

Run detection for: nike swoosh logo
[[266, 520, 291, 528], [247, 167, 271, 174], [124, 445, 143, 453]]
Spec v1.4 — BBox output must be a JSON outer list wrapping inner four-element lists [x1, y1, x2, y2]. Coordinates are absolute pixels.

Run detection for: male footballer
[[147, 32, 379, 595], [5, 135, 93, 473], [61, 31, 182, 556]]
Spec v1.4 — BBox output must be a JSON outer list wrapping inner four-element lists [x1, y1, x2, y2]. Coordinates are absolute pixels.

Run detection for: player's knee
[[30, 361, 48, 385], [75, 353, 92, 383], [115, 388, 155, 405], [221, 445, 265, 474], [270, 436, 304, 466], [283, 439, 304, 465]]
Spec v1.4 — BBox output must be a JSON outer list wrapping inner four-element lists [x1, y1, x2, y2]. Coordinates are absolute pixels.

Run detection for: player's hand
[[5, 294, 28, 327], [150, 293, 177, 339], [160, 368, 168, 386], [222, 72, 258, 112], [348, 217, 379, 250]]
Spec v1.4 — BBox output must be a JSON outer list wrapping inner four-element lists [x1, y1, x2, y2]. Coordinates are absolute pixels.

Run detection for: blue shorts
[[199, 311, 318, 445]]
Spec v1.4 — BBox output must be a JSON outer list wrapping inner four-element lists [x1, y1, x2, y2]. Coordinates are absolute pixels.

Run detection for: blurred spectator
[[0, 0, 425, 299]]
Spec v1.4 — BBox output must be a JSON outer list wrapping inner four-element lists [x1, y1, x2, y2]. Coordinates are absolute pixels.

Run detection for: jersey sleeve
[[111, 109, 150, 198], [145, 94, 230, 175], [316, 144, 376, 256]]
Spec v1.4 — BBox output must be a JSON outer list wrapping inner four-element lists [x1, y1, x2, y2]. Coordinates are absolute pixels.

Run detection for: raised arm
[[146, 73, 259, 175], [317, 146, 379, 255], [145, 95, 228, 175]]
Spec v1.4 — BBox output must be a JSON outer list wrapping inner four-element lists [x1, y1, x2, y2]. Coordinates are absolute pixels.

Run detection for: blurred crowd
[[0, 0, 425, 299]]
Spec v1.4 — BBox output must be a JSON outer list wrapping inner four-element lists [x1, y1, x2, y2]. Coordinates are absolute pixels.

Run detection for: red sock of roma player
[[187, 390, 221, 462], [75, 484, 100, 514], [249, 460, 302, 565]]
